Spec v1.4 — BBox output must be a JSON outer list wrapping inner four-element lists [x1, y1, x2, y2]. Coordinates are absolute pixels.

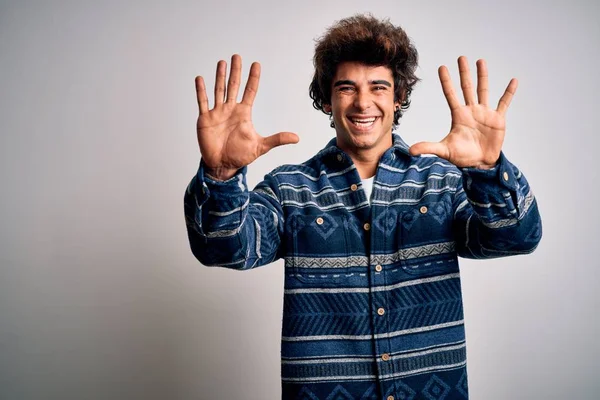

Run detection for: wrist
[[205, 166, 239, 181], [473, 155, 500, 170], [474, 163, 496, 170]]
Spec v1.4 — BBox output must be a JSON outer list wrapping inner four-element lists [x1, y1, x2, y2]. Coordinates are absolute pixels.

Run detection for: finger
[[195, 76, 209, 114], [476, 59, 489, 106], [409, 141, 450, 160], [497, 78, 518, 116], [458, 56, 476, 105], [241, 62, 261, 106], [260, 132, 300, 155], [438, 65, 461, 111], [214, 60, 226, 108], [226, 54, 242, 103]]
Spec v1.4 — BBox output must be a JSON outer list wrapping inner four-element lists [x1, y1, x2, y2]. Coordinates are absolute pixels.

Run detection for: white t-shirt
[[362, 176, 374, 204]]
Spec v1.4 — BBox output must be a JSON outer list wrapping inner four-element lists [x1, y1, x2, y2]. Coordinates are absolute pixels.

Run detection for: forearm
[[184, 159, 283, 269], [453, 152, 542, 258]]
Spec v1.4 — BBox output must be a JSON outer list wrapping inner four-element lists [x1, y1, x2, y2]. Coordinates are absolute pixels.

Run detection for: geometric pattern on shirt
[[387, 381, 417, 400], [186, 133, 542, 400], [324, 384, 354, 400], [422, 374, 451, 400], [288, 242, 456, 269], [455, 370, 469, 398], [282, 279, 463, 337]]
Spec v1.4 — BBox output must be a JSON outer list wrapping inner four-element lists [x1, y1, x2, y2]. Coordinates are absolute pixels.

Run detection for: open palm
[[195, 54, 298, 180], [410, 56, 517, 169]]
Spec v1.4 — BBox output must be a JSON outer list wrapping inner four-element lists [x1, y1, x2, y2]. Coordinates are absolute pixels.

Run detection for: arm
[[451, 152, 542, 258], [184, 54, 298, 268], [184, 161, 285, 269], [409, 56, 542, 256]]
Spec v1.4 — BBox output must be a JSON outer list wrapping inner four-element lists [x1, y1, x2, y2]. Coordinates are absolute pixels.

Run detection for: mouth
[[347, 116, 379, 131]]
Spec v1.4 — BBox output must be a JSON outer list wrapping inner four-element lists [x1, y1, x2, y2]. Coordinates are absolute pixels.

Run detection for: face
[[324, 62, 400, 158]]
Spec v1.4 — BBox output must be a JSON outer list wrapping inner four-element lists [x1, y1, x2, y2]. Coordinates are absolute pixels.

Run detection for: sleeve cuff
[[195, 159, 248, 199], [461, 152, 518, 191]]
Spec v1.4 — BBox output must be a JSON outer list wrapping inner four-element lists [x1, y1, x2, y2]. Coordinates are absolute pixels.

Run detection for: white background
[[1, 0, 598, 398]]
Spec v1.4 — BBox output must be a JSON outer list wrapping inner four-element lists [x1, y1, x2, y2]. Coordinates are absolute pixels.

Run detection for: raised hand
[[409, 56, 517, 169], [195, 54, 299, 180]]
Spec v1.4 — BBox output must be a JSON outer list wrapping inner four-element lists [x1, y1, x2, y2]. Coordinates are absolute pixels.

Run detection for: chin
[[340, 131, 382, 151], [351, 135, 378, 149]]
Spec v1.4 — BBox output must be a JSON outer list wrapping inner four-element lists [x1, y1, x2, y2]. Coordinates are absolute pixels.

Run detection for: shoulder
[[267, 152, 327, 183], [382, 153, 461, 176]]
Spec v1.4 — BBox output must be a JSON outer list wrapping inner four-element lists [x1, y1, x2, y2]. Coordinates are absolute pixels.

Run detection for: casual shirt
[[362, 175, 374, 204], [184, 133, 542, 400]]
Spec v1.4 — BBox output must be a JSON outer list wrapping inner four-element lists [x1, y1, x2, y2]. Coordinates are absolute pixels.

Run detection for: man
[[184, 14, 541, 400]]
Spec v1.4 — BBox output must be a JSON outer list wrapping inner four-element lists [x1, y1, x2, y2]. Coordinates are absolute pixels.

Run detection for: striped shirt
[[184, 133, 542, 399]]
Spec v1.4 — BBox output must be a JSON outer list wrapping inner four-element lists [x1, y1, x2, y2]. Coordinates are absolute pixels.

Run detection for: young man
[[184, 14, 541, 400]]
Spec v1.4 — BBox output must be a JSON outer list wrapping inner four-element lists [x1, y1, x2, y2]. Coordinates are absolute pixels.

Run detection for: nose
[[353, 89, 371, 111]]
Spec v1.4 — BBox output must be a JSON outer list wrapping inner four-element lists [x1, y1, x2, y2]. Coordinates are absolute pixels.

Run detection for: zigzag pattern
[[371, 242, 456, 265], [283, 367, 468, 399], [288, 242, 456, 273]]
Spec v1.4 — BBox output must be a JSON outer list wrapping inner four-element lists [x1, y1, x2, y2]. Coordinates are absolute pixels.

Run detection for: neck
[[351, 155, 378, 179], [336, 134, 392, 179]]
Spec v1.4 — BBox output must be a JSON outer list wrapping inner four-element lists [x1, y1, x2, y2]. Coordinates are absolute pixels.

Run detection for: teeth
[[350, 117, 376, 124]]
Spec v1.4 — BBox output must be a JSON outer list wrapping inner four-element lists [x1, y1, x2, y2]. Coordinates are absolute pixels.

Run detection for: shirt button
[[375, 264, 382, 272], [387, 396, 395, 400], [503, 171, 509, 181], [363, 222, 371, 231], [377, 307, 385, 316], [316, 217, 324, 225], [381, 353, 390, 361], [419, 206, 428, 214], [337, 154, 343, 162], [350, 183, 358, 191]]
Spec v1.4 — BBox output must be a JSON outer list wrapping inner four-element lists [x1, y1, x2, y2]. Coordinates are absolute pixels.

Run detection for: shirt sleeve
[[451, 152, 542, 259], [183, 159, 285, 269]]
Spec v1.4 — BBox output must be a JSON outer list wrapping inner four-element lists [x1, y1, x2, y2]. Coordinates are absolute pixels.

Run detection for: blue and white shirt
[[184, 133, 542, 399]]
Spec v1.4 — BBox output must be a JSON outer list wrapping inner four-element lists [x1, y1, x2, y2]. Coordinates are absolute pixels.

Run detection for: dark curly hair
[[309, 14, 420, 127]]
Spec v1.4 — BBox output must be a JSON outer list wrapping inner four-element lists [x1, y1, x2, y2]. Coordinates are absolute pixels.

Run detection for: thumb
[[409, 141, 449, 159], [261, 132, 300, 155]]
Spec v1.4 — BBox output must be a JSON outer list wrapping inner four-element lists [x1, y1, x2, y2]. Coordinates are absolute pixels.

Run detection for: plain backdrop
[[1, 0, 598, 399]]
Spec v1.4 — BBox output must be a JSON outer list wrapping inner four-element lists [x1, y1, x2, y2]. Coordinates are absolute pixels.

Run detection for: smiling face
[[324, 61, 400, 159]]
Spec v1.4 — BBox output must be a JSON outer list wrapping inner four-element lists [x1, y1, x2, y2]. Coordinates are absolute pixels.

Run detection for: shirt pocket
[[399, 200, 458, 276], [286, 213, 350, 283]]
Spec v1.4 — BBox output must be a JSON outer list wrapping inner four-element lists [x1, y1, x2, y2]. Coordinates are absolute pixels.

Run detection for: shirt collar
[[316, 130, 412, 164]]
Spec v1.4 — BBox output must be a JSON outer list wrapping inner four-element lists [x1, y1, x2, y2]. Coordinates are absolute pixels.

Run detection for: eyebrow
[[333, 79, 392, 87]]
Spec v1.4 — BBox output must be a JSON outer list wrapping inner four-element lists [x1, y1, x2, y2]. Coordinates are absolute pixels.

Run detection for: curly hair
[[309, 14, 420, 127]]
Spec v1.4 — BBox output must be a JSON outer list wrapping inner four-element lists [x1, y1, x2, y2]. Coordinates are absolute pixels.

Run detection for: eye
[[373, 86, 387, 91], [338, 86, 355, 93]]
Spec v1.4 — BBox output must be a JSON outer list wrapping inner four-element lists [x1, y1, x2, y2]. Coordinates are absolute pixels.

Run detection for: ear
[[323, 104, 332, 113], [396, 89, 405, 107]]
